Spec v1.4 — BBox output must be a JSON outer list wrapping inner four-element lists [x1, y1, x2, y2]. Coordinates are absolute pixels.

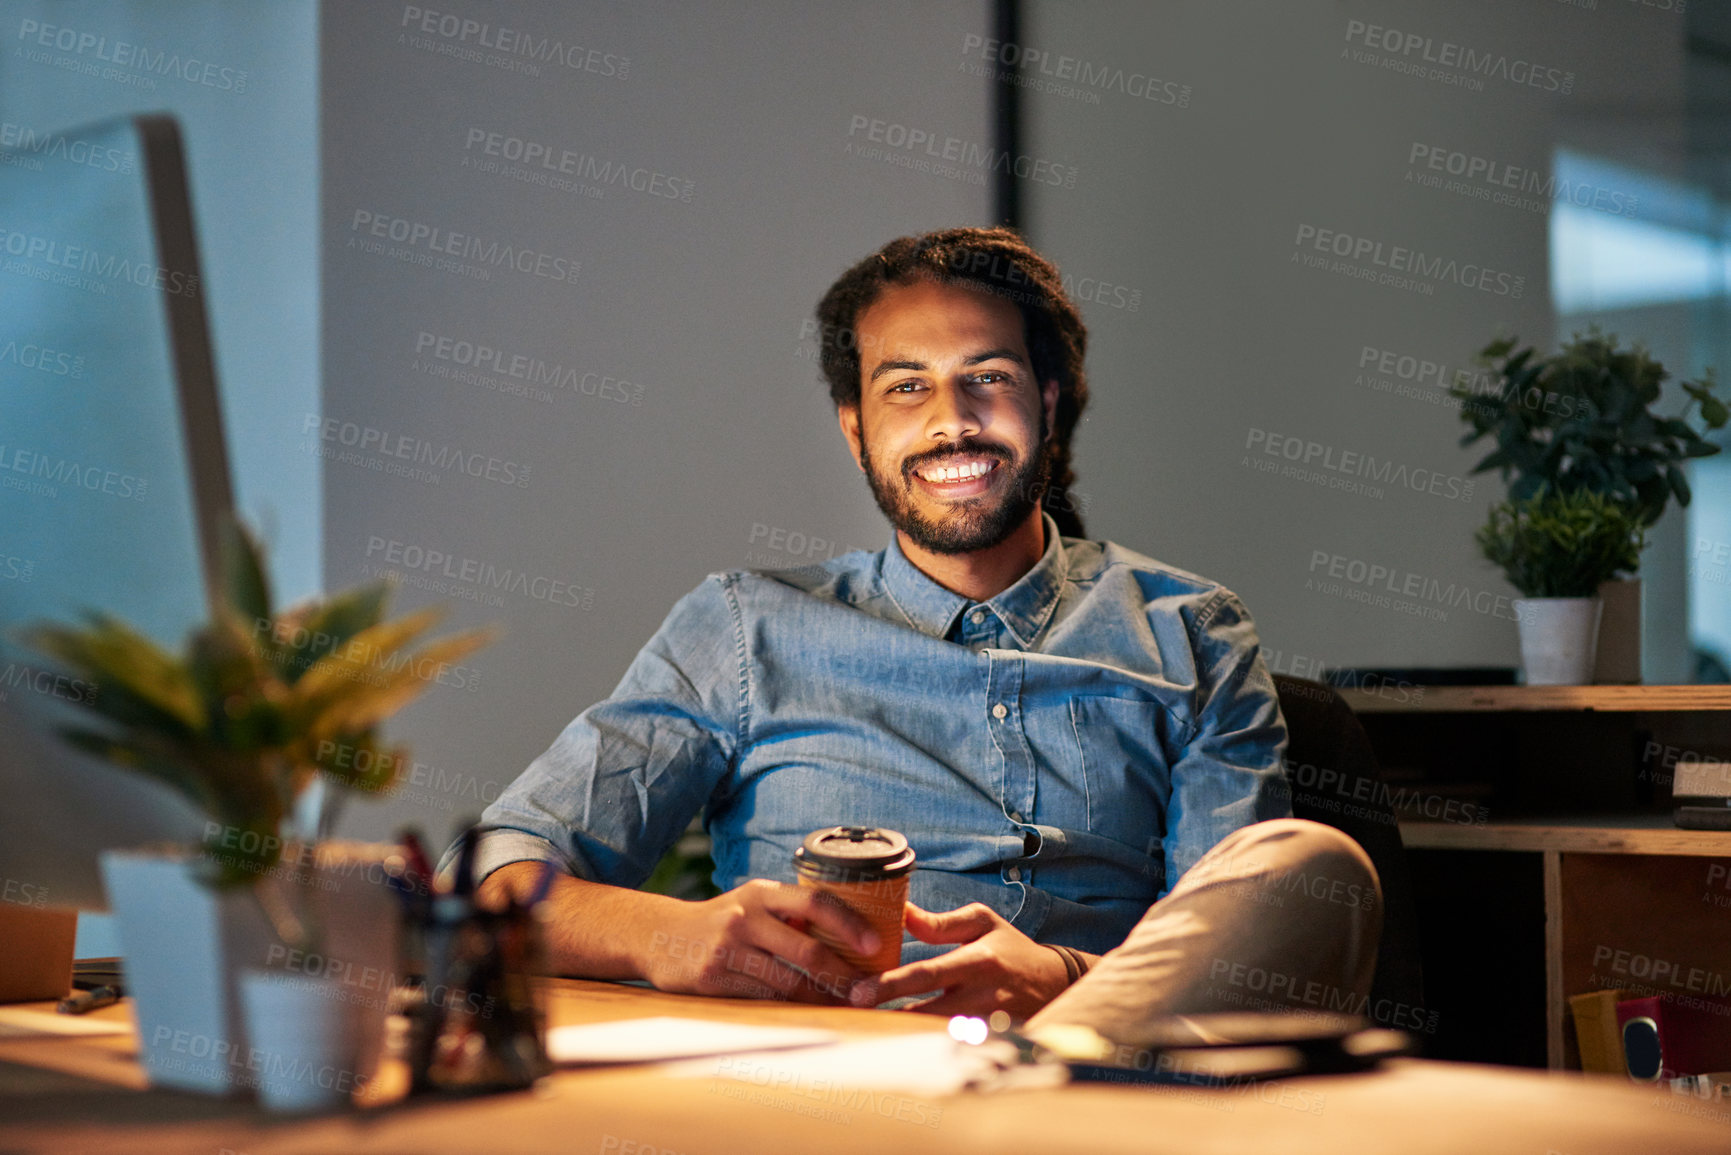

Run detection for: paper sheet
[[0, 1007, 131, 1038], [665, 1030, 1059, 1096], [546, 1016, 837, 1065]]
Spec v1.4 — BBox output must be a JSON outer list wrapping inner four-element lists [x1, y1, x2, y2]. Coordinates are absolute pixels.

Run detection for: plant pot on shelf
[[1593, 578, 1642, 685], [99, 850, 278, 1095], [1476, 488, 1643, 688], [1514, 597, 1604, 686]]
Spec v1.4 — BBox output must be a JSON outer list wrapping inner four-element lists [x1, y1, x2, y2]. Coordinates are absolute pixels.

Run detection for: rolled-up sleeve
[[1160, 588, 1291, 895], [463, 573, 744, 890]]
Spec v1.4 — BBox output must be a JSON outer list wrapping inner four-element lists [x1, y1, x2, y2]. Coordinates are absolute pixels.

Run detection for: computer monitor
[[0, 114, 235, 910]]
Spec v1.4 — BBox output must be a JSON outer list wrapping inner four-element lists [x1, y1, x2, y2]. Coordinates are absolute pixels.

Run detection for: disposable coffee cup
[[793, 826, 915, 975]]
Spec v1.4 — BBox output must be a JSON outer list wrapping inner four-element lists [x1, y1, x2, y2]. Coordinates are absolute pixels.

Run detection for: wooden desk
[[1, 979, 1728, 1153]]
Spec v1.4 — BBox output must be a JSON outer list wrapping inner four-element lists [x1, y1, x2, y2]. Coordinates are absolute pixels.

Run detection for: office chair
[[1273, 674, 1427, 1025]]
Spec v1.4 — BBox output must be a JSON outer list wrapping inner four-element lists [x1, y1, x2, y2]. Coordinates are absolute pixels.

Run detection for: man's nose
[[925, 380, 982, 441]]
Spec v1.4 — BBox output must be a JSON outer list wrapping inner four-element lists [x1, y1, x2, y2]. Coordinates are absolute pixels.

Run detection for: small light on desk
[[948, 1015, 989, 1046]]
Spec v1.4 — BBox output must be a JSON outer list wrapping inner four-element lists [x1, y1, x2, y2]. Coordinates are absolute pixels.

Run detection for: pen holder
[[404, 897, 550, 1095]]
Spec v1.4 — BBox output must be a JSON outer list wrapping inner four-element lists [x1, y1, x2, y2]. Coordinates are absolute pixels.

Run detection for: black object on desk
[[1055, 1013, 1415, 1086], [56, 985, 121, 1015], [394, 825, 551, 1096]]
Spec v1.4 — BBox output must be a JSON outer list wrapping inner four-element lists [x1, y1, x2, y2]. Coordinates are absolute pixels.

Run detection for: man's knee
[[1182, 818, 1383, 912], [1257, 819, 1381, 912]]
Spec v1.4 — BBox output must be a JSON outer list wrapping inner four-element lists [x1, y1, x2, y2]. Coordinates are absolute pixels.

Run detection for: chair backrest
[[1272, 674, 1426, 1025]]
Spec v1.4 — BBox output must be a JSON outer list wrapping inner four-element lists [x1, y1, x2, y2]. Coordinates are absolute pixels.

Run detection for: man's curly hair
[[813, 227, 1090, 538]]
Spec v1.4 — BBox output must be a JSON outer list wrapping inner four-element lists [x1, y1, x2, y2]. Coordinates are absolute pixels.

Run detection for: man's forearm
[[480, 862, 882, 1002], [479, 860, 686, 981]]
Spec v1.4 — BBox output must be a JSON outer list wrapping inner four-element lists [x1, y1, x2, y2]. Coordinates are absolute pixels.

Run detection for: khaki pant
[[1029, 819, 1382, 1034]]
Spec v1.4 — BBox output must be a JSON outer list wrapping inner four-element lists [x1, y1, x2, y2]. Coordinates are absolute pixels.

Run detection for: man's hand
[[645, 879, 879, 1004], [852, 901, 1071, 1018]]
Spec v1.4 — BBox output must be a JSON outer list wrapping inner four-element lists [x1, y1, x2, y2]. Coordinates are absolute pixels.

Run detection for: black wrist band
[[1069, 946, 1092, 979], [1048, 943, 1082, 985]]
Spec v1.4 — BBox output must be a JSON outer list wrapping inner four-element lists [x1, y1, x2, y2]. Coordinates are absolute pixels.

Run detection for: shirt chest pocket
[[1066, 695, 1185, 845]]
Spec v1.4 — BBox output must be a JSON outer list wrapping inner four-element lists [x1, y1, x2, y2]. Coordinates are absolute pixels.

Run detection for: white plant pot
[[100, 841, 401, 1099], [98, 851, 278, 1095], [1593, 578, 1642, 684], [1514, 597, 1604, 686], [239, 969, 359, 1112], [284, 841, 402, 1088]]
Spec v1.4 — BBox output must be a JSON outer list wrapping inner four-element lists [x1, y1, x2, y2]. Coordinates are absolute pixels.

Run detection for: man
[[473, 227, 1380, 1028]]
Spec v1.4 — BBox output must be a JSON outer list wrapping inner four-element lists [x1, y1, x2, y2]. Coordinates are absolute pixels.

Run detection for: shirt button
[[970, 608, 987, 624], [991, 703, 1008, 720], [1006, 866, 1022, 882]]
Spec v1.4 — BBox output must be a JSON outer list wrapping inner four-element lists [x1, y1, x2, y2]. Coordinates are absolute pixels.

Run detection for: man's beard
[[858, 422, 1052, 555]]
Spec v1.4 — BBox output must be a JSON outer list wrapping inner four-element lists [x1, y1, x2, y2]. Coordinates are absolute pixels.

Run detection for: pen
[[452, 825, 480, 900], [400, 829, 435, 886], [57, 985, 120, 1015]]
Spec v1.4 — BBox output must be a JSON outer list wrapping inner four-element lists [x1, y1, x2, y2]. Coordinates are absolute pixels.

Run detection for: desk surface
[[1, 979, 1728, 1153]]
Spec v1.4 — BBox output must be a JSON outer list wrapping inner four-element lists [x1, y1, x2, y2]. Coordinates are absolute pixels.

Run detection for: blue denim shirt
[[472, 513, 1289, 960]]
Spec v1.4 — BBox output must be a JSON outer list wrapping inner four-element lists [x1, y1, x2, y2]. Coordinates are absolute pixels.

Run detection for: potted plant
[[1476, 487, 1647, 684], [22, 520, 491, 1097], [1455, 329, 1726, 682]]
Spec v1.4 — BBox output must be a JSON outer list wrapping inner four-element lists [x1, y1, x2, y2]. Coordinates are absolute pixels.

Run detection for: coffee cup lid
[[796, 826, 915, 876]]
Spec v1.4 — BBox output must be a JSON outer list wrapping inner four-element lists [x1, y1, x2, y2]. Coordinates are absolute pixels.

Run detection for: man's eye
[[972, 371, 1013, 386], [888, 380, 924, 394]]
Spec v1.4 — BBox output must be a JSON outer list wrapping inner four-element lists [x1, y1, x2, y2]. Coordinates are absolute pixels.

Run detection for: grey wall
[[320, 1, 995, 841], [1019, 0, 1697, 679]]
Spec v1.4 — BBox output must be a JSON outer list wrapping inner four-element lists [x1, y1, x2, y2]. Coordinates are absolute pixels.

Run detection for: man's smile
[[909, 453, 1002, 496]]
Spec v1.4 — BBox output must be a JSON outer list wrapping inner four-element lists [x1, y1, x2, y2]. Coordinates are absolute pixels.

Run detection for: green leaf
[[269, 583, 391, 684], [290, 604, 446, 706], [219, 520, 273, 626], [308, 731, 405, 794], [23, 616, 206, 733], [1472, 447, 1513, 474], [1667, 465, 1692, 507], [294, 626, 495, 739], [1480, 336, 1519, 362]]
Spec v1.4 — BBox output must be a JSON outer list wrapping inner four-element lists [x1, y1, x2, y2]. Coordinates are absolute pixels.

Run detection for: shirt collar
[[878, 512, 1068, 648]]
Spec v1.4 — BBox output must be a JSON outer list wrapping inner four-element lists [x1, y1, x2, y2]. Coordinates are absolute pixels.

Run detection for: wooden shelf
[[1342, 684, 1731, 714], [1400, 813, 1731, 855]]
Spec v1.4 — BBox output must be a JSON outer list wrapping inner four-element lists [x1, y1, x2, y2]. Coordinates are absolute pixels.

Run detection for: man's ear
[[838, 404, 866, 471], [1041, 378, 1060, 442]]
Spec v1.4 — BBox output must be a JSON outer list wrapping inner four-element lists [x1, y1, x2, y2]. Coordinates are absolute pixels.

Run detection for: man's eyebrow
[[866, 348, 1028, 384], [964, 347, 1027, 367], [868, 357, 926, 383]]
